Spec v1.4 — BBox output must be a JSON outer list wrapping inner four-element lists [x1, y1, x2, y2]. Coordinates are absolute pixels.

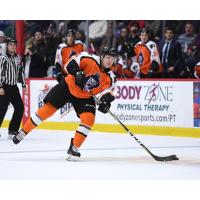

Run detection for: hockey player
[[133, 28, 162, 78], [13, 47, 118, 160], [55, 29, 86, 82]]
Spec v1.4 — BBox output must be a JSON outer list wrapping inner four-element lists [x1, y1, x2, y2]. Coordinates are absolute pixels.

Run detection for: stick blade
[[153, 154, 179, 162]]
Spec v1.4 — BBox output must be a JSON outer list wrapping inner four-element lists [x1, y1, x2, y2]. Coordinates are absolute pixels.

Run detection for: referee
[[0, 38, 26, 139]]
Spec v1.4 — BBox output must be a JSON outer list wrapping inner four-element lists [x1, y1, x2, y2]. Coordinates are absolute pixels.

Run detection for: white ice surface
[[0, 128, 200, 180]]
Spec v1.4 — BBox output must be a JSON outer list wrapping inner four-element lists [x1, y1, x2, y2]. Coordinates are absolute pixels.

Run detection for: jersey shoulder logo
[[150, 44, 155, 48]]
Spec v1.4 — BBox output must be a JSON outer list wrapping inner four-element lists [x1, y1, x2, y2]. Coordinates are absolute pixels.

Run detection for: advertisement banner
[[194, 82, 200, 127], [96, 80, 194, 128], [28, 79, 195, 128]]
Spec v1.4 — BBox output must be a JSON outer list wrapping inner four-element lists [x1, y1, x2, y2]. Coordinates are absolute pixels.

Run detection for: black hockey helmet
[[66, 29, 75, 37], [140, 28, 150, 35], [6, 37, 17, 44], [101, 46, 118, 57]]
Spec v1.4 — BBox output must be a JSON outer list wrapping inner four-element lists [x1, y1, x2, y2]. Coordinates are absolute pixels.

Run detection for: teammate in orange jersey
[[13, 47, 118, 160], [55, 29, 86, 82], [133, 28, 162, 78]]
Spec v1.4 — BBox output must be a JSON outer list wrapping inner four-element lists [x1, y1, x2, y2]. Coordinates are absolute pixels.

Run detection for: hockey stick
[[93, 94, 179, 162]]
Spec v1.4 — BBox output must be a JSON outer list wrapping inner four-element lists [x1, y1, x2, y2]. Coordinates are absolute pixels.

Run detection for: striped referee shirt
[[0, 53, 26, 88]]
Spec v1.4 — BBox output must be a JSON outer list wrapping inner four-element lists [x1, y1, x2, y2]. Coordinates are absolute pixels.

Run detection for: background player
[[133, 28, 162, 78], [55, 29, 86, 82]]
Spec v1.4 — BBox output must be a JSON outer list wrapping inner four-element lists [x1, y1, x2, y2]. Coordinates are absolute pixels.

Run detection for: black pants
[[0, 85, 24, 132], [43, 79, 96, 116]]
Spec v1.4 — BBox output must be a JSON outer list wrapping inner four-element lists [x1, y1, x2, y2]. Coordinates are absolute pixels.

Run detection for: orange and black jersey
[[63, 52, 116, 99], [134, 40, 162, 75], [55, 40, 86, 73]]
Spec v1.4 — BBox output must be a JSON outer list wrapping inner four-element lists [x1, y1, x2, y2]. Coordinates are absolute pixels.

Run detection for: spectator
[[25, 30, 34, 47], [184, 46, 200, 78], [193, 26, 200, 48], [44, 22, 59, 67], [115, 26, 132, 58], [177, 22, 197, 55], [133, 28, 162, 78], [0, 30, 6, 55], [25, 31, 48, 77], [159, 27, 183, 78], [115, 26, 133, 74], [145, 21, 161, 34], [89, 20, 108, 54], [128, 21, 140, 50], [57, 21, 65, 42], [75, 29, 86, 43], [78, 21, 92, 34], [0, 20, 12, 36], [186, 27, 200, 76], [165, 21, 194, 37]]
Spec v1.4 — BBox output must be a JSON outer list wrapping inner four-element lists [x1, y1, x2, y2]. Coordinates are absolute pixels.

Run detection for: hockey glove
[[75, 71, 86, 89], [150, 60, 159, 72], [98, 93, 115, 113], [56, 72, 64, 83]]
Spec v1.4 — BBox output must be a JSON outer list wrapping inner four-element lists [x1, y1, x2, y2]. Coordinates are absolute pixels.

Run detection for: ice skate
[[66, 138, 81, 161], [12, 129, 26, 144], [7, 131, 18, 139]]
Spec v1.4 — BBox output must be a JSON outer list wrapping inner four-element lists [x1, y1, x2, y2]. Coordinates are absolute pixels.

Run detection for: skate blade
[[66, 154, 80, 161]]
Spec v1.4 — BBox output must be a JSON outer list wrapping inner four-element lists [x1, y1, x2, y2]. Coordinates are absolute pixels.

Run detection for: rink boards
[[2, 78, 200, 137]]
